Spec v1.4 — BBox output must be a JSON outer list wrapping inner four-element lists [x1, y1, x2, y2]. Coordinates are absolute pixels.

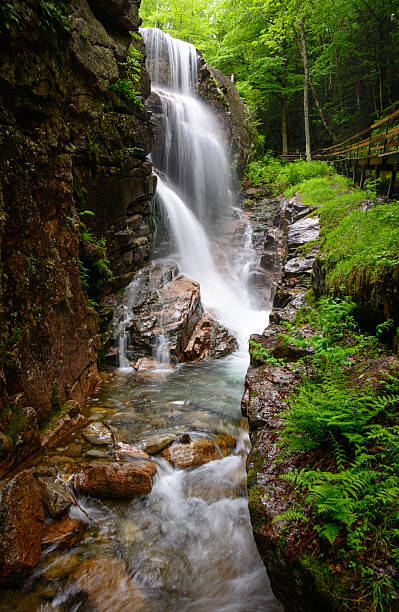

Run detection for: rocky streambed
[[0, 351, 283, 611]]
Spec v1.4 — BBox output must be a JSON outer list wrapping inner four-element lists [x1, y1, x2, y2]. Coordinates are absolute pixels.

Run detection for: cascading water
[[0, 27, 283, 612], [141, 27, 269, 346]]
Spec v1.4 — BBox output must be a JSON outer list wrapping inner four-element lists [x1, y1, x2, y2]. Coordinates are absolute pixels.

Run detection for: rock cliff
[[0, 0, 154, 475]]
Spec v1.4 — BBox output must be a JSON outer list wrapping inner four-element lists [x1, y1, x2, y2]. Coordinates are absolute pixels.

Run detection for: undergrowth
[[251, 297, 399, 610], [246, 156, 399, 332]]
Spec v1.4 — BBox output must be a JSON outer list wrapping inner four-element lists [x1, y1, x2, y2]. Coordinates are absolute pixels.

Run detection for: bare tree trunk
[[294, 27, 335, 143], [282, 92, 288, 156], [309, 76, 337, 142], [300, 18, 311, 161]]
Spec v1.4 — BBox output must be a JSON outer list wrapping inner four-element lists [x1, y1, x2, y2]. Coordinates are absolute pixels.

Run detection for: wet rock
[[115, 442, 150, 460], [41, 409, 88, 450], [183, 314, 238, 362], [178, 433, 191, 444], [0, 471, 45, 584], [140, 434, 175, 455], [42, 516, 86, 551], [42, 553, 81, 581], [287, 216, 319, 249], [82, 422, 112, 446], [71, 558, 144, 612], [86, 449, 110, 459], [37, 477, 71, 518], [74, 459, 157, 497], [284, 250, 318, 275], [161, 438, 223, 469], [65, 443, 82, 458], [134, 357, 166, 372]]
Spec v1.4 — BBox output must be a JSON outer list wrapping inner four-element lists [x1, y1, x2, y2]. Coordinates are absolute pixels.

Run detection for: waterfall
[[141, 27, 268, 346]]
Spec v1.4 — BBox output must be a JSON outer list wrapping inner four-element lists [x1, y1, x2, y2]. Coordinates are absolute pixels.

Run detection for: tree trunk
[[300, 18, 311, 161], [282, 92, 288, 156], [309, 76, 337, 142]]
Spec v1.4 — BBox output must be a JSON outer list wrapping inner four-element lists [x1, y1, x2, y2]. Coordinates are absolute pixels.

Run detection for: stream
[[0, 27, 282, 611]]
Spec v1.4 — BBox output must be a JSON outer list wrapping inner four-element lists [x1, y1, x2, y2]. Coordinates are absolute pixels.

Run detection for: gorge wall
[[0, 0, 154, 476]]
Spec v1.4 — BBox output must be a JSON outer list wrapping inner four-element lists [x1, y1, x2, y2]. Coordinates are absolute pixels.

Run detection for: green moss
[[248, 485, 266, 529], [5, 406, 26, 445], [247, 454, 265, 487]]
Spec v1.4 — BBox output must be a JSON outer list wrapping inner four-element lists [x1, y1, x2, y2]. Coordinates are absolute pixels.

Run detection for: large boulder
[[183, 314, 238, 361], [0, 471, 45, 584], [74, 459, 157, 497]]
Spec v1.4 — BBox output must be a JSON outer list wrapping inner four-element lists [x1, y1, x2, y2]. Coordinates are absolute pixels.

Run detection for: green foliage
[[271, 297, 399, 609], [248, 340, 286, 366], [246, 156, 334, 192], [78, 219, 113, 310], [109, 42, 144, 109], [324, 202, 399, 291], [0, 2, 20, 33], [37, 1, 71, 33]]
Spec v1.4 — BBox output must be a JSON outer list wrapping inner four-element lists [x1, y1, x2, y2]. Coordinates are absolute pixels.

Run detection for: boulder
[[71, 558, 144, 612], [140, 434, 175, 455], [161, 438, 226, 469], [42, 516, 86, 551], [37, 477, 71, 518], [287, 216, 319, 249], [183, 314, 238, 362], [0, 471, 45, 584], [82, 422, 113, 446], [74, 460, 157, 497], [41, 402, 88, 450]]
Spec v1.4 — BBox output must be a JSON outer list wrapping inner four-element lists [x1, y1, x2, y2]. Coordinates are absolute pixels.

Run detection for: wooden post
[[359, 165, 366, 188], [388, 165, 397, 198]]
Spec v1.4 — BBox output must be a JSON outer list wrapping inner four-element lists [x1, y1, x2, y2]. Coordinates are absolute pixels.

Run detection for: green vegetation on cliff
[[247, 160, 399, 610]]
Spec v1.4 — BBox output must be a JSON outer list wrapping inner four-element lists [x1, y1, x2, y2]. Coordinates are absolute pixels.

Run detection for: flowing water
[[0, 28, 282, 612]]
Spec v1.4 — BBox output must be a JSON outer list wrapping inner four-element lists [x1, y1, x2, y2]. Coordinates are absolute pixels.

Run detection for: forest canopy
[[140, 0, 399, 153]]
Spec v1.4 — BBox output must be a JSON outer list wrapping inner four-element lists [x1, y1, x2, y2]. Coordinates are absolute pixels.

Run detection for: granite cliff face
[[0, 0, 154, 475]]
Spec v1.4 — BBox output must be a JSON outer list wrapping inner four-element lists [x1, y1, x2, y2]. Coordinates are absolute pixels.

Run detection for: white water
[[142, 27, 269, 347], [156, 179, 268, 347]]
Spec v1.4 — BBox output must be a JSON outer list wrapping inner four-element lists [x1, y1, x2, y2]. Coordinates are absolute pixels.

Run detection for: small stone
[[86, 449, 109, 459], [115, 442, 149, 460], [37, 477, 71, 518], [65, 443, 82, 458], [140, 434, 175, 455], [43, 553, 81, 581], [42, 516, 86, 551], [82, 422, 112, 446], [178, 433, 191, 444]]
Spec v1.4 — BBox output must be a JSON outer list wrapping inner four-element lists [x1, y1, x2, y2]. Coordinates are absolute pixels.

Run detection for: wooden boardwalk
[[281, 109, 399, 196]]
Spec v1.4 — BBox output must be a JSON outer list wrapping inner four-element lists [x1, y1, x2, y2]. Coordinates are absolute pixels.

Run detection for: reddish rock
[[74, 460, 157, 497], [0, 471, 45, 584], [42, 516, 86, 551], [162, 438, 223, 469], [71, 557, 144, 612], [183, 314, 238, 362], [115, 442, 150, 460], [41, 411, 88, 450], [37, 477, 71, 518]]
